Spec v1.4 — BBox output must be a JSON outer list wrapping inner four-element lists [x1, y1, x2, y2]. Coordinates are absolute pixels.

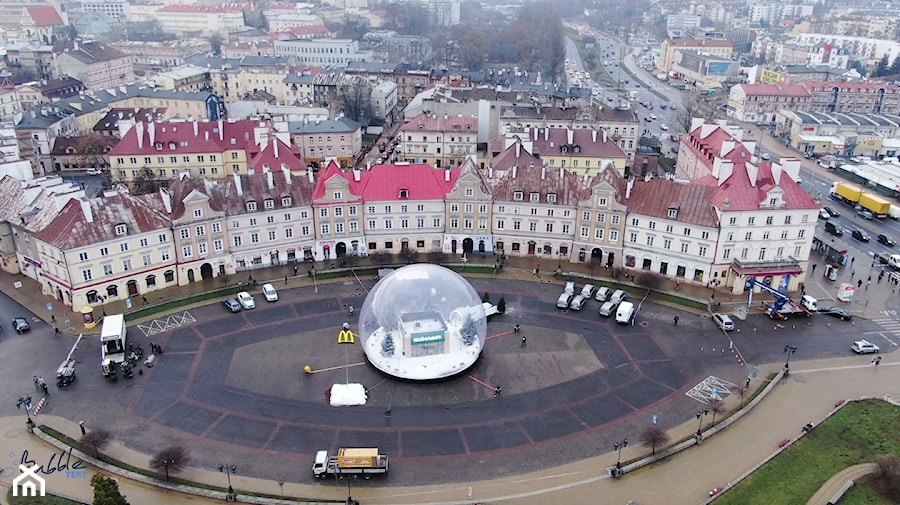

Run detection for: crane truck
[[745, 279, 817, 319], [313, 448, 389, 479]]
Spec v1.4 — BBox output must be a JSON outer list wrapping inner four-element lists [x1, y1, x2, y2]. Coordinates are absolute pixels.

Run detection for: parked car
[[564, 280, 576, 294], [12, 317, 30, 333], [822, 307, 852, 321], [86, 168, 102, 176], [236, 291, 256, 309], [222, 298, 242, 313], [595, 287, 612, 302], [598, 300, 618, 317], [660, 124, 669, 131], [581, 284, 598, 299], [569, 294, 588, 311], [609, 290, 628, 304], [823, 206, 840, 218], [851, 340, 879, 354], [261, 283, 278, 302], [711, 313, 734, 331], [877, 234, 895, 247], [557, 291, 575, 309], [851, 229, 870, 242]]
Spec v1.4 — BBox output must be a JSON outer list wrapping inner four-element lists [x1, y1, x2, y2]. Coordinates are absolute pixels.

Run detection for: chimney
[[445, 168, 451, 181], [512, 165, 517, 179], [771, 162, 782, 185], [159, 188, 172, 213], [307, 168, 314, 183], [274, 138, 280, 158], [193, 121, 198, 137], [533, 129, 538, 141], [135, 121, 144, 149], [567, 128, 574, 145], [489, 165, 493, 178], [205, 131, 209, 140], [515, 142, 520, 158], [234, 172, 243, 196], [266, 170, 274, 189], [283, 165, 291, 184], [79, 198, 93, 223], [148, 121, 155, 146], [592, 130, 597, 143], [541, 164, 546, 180], [544, 128, 549, 141], [218, 119, 224, 141], [625, 177, 634, 199], [746, 161, 758, 187], [353, 169, 361, 182], [720, 140, 735, 157]]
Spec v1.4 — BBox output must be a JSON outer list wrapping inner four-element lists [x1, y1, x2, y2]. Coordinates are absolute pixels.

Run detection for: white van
[[800, 295, 818, 312], [712, 313, 734, 331], [615, 301, 635, 324], [610, 290, 628, 304]]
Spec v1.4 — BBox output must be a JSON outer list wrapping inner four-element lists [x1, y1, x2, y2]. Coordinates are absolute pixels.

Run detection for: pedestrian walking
[[494, 386, 502, 397], [875, 356, 882, 366], [521, 335, 527, 347], [284, 275, 288, 285], [811, 264, 817, 274], [514, 323, 520, 334], [51, 314, 55, 323], [857, 279, 863, 288], [535, 264, 541, 277], [79, 421, 86, 435], [348, 305, 354, 315], [866, 280, 870, 290], [41, 383, 48, 395], [54, 327, 60, 337], [673, 316, 679, 326], [851, 257, 856, 266], [871, 357, 877, 366], [294, 265, 299, 276], [675, 280, 680, 290], [851, 269, 856, 280], [37, 377, 45, 389], [33, 376, 39, 388], [142, 295, 149, 305]]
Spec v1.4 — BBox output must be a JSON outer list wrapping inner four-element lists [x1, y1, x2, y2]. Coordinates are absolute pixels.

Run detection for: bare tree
[[76, 133, 114, 173], [130, 167, 166, 195], [874, 455, 900, 501], [427, 249, 447, 265], [369, 249, 391, 267], [81, 429, 113, 458], [708, 397, 725, 428], [403, 248, 419, 264], [639, 425, 669, 455], [675, 89, 705, 134], [339, 77, 372, 123], [611, 266, 626, 280], [150, 445, 190, 481], [635, 271, 663, 291]]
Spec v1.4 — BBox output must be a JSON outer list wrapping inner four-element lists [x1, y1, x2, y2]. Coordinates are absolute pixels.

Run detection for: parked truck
[[100, 314, 127, 377], [313, 448, 389, 479]]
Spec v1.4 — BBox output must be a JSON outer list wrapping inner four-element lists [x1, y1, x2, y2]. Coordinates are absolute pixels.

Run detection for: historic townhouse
[[287, 117, 362, 168], [311, 161, 367, 260], [108, 119, 270, 184], [360, 163, 457, 257], [157, 176, 230, 285], [493, 127, 628, 177], [675, 120, 758, 181], [444, 158, 493, 256], [399, 113, 478, 168], [33, 192, 175, 311], [572, 165, 627, 269], [223, 170, 316, 272], [622, 177, 720, 283], [727, 83, 811, 124], [695, 158, 817, 295], [485, 141, 580, 261]]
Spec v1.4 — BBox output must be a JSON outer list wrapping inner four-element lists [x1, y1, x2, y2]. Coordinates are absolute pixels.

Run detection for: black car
[[851, 229, 870, 242], [878, 234, 896, 247], [822, 307, 853, 321], [824, 207, 840, 218], [12, 317, 30, 333], [222, 298, 242, 313]]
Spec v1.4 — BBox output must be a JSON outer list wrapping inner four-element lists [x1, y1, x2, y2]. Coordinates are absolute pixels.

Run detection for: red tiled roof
[[487, 143, 586, 206], [34, 193, 171, 250], [803, 81, 900, 93], [359, 164, 459, 201], [26, 6, 64, 26], [527, 128, 626, 158], [693, 163, 819, 211], [400, 113, 478, 133], [312, 160, 364, 202], [51, 135, 119, 155], [220, 172, 315, 216], [626, 179, 720, 227], [248, 137, 307, 174], [734, 83, 810, 97], [163, 176, 228, 220], [110, 120, 265, 156]]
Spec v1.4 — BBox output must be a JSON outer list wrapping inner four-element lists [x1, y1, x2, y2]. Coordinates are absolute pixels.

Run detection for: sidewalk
[[4, 357, 896, 505]]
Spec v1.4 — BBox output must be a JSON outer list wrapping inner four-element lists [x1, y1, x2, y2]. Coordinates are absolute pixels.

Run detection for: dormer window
[[547, 193, 557, 203], [281, 197, 292, 206], [561, 145, 568, 153], [769, 198, 777, 206], [573, 145, 581, 153], [514, 191, 524, 201], [247, 201, 257, 211], [399, 189, 409, 199], [668, 208, 677, 218], [530, 192, 540, 202], [264, 199, 274, 209], [114, 224, 127, 236]]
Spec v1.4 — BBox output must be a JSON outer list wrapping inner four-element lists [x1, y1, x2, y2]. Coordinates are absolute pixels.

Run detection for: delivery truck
[[100, 314, 127, 377], [830, 182, 862, 205], [830, 182, 892, 218], [313, 448, 389, 479], [858, 193, 891, 218]]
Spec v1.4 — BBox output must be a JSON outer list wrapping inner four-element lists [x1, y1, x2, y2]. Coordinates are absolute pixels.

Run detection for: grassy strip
[[838, 476, 894, 505], [715, 400, 900, 505], [37, 426, 342, 503], [7, 489, 85, 505]]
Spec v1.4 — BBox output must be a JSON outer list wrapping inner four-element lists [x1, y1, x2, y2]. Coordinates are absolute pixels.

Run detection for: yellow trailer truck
[[313, 448, 389, 479]]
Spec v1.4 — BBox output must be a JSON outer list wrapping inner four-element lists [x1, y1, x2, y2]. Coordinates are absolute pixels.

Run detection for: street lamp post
[[16, 395, 35, 431], [612, 437, 628, 476], [696, 409, 709, 440], [218, 464, 237, 501], [784, 344, 797, 375]]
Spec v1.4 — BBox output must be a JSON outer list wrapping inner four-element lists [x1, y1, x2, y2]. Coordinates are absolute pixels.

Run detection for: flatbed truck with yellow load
[[313, 448, 389, 479]]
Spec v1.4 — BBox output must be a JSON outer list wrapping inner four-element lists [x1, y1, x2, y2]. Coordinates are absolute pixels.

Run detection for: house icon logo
[[12, 463, 46, 497]]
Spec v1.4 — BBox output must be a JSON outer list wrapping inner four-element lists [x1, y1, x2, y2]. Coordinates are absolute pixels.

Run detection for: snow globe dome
[[358, 264, 487, 380]]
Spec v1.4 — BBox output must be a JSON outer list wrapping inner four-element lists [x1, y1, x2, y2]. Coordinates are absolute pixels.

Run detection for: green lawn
[[839, 477, 894, 505], [715, 400, 900, 505]]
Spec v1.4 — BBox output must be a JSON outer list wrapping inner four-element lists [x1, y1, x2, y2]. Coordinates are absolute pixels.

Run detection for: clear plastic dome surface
[[357, 264, 487, 380]]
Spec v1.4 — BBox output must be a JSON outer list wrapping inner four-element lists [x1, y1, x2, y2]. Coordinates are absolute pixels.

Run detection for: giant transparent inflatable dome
[[358, 264, 487, 380]]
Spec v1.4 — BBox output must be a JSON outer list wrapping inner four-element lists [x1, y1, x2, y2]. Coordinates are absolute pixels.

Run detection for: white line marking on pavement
[[794, 362, 899, 374], [878, 332, 898, 346]]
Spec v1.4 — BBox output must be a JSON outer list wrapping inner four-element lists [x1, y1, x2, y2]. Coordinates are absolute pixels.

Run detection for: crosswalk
[[864, 316, 900, 347]]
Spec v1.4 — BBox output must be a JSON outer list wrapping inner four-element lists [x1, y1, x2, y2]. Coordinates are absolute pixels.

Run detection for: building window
[[115, 224, 127, 236], [193, 209, 203, 218], [103, 264, 113, 276]]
